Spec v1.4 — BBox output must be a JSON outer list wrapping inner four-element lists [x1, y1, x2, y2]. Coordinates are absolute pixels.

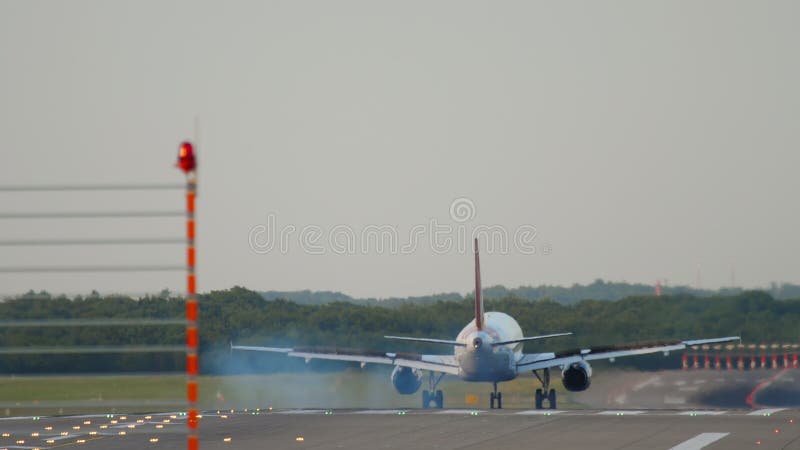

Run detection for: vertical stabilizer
[[474, 238, 485, 330]]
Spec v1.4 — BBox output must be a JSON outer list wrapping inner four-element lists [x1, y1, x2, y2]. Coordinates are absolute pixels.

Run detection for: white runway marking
[[0, 416, 43, 421], [277, 409, 329, 415], [515, 410, 564, 415], [597, 410, 644, 415], [747, 408, 786, 416], [633, 376, 662, 392], [435, 409, 483, 414], [669, 432, 729, 450], [50, 434, 80, 441], [664, 396, 687, 405], [352, 410, 407, 415], [679, 411, 727, 416]]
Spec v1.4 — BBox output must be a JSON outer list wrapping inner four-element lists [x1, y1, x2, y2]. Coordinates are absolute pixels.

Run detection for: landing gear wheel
[[490, 392, 496, 409], [533, 368, 556, 410], [496, 392, 502, 409], [548, 389, 557, 410], [423, 372, 445, 409], [434, 390, 444, 409]]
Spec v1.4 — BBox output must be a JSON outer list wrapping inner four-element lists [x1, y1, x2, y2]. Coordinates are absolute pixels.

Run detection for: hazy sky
[[1, 1, 798, 298]]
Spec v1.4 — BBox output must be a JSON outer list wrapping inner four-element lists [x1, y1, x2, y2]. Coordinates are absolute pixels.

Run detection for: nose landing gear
[[489, 382, 503, 409]]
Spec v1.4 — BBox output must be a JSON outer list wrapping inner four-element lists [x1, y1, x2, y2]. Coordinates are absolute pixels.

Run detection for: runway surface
[[573, 368, 800, 409], [1, 408, 798, 450]]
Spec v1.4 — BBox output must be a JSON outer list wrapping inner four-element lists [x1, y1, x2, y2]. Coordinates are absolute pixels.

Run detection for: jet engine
[[561, 361, 592, 392], [391, 366, 422, 395]]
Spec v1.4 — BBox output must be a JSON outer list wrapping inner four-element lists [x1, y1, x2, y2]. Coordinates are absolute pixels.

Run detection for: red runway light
[[177, 141, 197, 174]]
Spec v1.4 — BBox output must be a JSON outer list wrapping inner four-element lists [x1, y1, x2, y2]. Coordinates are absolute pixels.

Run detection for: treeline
[[1, 287, 799, 374], [262, 280, 800, 306]]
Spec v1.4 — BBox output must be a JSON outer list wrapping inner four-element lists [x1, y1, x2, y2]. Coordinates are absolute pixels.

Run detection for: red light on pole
[[177, 141, 197, 174]]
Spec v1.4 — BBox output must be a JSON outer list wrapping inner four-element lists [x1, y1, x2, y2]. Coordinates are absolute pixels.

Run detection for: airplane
[[232, 238, 739, 409]]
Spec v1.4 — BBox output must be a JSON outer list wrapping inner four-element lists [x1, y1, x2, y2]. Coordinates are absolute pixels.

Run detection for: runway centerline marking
[[679, 411, 726, 416], [597, 410, 644, 415], [669, 432, 729, 450]]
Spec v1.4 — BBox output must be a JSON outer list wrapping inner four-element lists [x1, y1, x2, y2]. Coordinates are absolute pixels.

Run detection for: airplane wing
[[516, 336, 740, 371], [231, 344, 460, 375]]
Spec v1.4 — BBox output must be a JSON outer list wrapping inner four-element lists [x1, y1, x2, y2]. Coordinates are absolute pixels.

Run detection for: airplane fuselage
[[454, 311, 524, 382]]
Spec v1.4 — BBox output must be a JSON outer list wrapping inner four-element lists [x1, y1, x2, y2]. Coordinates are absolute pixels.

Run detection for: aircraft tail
[[474, 238, 485, 330]]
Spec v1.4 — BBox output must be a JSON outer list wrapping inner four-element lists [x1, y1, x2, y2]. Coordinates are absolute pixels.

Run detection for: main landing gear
[[489, 381, 503, 409], [422, 372, 444, 409], [533, 368, 557, 409]]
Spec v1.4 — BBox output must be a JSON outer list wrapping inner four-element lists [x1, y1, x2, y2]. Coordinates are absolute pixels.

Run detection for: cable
[[0, 211, 184, 219], [0, 345, 186, 354], [0, 238, 184, 246], [0, 183, 184, 192], [0, 265, 184, 273], [0, 318, 186, 327]]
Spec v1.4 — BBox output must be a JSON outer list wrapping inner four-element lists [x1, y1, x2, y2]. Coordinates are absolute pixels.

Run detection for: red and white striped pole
[[178, 141, 199, 450]]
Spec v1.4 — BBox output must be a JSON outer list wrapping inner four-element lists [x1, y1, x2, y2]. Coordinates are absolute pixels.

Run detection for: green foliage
[[1, 287, 798, 374], [262, 280, 800, 305]]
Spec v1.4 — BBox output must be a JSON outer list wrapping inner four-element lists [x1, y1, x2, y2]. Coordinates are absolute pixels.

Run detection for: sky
[[0, 1, 798, 298]]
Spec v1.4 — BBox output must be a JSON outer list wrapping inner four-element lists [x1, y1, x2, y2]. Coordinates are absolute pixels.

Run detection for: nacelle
[[391, 366, 422, 395], [561, 361, 592, 392]]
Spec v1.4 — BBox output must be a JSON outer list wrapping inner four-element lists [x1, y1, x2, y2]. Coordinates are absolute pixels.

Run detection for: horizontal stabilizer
[[492, 332, 573, 347], [384, 336, 467, 347]]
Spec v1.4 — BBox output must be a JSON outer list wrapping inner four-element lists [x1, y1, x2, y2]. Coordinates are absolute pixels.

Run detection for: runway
[[1, 408, 797, 450], [573, 368, 800, 410]]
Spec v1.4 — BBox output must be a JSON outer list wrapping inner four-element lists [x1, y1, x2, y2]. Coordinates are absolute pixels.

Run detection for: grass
[[0, 370, 581, 416]]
